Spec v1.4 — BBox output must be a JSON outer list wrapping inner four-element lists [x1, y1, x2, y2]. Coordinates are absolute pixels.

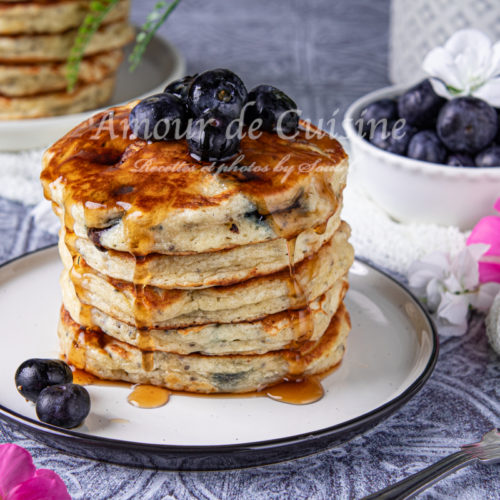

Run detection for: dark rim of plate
[[0, 245, 439, 461]]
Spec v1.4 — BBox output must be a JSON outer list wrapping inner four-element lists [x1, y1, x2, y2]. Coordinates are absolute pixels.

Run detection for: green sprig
[[66, 0, 121, 92], [65, 0, 183, 90], [128, 0, 182, 72]]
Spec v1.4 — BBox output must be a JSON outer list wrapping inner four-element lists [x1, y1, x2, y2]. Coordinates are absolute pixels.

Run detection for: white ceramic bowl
[[343, 85, 500, 230]]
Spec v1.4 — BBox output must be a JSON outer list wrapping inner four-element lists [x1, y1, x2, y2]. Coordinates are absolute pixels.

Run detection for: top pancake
[[41, 103, 348, 255]]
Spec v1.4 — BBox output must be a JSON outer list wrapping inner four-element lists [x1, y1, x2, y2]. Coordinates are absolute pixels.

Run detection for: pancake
[[60, 225, 354, 327], [0, 0, 130, 35], [60, 207, 342, 288], [0, 49, 123, 97], [41, 106, 348, 255], [0, 76, 116, 119], [58, 302, 351, 393], [63, 277, 348, 355], [0, 20, 134, 63]]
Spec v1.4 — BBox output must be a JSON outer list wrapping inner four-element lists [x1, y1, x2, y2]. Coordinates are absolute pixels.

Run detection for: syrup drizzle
[[72, 368, 131, 388]]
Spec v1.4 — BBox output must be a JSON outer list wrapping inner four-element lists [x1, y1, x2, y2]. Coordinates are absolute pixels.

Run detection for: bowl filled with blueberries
[[343, 79, 500, 230]]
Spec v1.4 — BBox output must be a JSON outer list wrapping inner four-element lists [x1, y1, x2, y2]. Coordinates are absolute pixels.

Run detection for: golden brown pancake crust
[[59, 303, 351, 393], [41, 103, 348, 254]]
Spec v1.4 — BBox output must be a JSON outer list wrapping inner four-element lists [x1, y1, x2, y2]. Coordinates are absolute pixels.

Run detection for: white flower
[[408, 244, 500, 336], [422, 29, 500, 107]]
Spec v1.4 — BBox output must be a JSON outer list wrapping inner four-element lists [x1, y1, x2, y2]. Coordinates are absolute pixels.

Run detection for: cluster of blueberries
[[15, 358, 90, 429], [129, 68, 300, 161], [359, 79, 500, 167]]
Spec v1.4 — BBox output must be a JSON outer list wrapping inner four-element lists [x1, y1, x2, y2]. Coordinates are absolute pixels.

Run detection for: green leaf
[[446, 85, 462, 96], [65, 0, 121, 92], [128, 0, 182, 72]]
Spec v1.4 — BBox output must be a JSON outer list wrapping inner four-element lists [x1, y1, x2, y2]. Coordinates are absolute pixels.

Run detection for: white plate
[[0, 36, 186, 152], [0, 248, 438, 470]]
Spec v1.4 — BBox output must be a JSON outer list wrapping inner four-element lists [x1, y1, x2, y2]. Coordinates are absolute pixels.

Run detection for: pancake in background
[[0, 0, 130, 35], [0, 21, 134, 63], [0, 50, 123, 97], [0, 77, 116, 119]]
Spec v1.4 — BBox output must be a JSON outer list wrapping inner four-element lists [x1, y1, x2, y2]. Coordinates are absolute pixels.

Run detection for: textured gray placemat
[[0, 1, 498, 498]]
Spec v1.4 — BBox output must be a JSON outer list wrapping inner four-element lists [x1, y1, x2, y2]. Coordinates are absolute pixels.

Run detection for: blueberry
[[475, 145, 500, 167], [187, 111, 240, 162], [446, 153, 475, 167], [36, 384, 90, 429], [15, 359, 73, 403], [163, 74, 196, 103], [188, 68, 248, 119], [129, 93, 187, 141], [437, 97, 498, 154], [358, 98, 398, 137], [407, 130, 447, 163], [244, 84, 299, 135], [398, 79, 445, 129], [370, 120, 416, 155]]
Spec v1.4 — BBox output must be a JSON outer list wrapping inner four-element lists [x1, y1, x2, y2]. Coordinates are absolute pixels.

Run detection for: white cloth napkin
[[0, 148, 45, 206], [342, 180, 468, 275]]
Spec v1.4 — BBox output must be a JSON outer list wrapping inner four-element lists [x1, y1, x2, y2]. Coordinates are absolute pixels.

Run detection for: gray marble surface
[[0, 1, 499, 498]]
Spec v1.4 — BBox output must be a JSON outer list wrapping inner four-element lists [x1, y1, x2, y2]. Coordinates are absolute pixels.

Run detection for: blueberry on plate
[[187, 110, 240, 162], [407, 130, 447, 163], [36, 384, 90, 429], [397, 79, 445, 129], [15, 359, 73, 403], [446, 153, 475, 167], [475, 145, 500, 167], [188, 68, 248, 119], [129, 93, 188, 141], [358, 98, 398, 137], [370, 120, 416, 156], [437, 97, 498, 154], [164, 74, 197, 103], [244, 84, 299, 135]]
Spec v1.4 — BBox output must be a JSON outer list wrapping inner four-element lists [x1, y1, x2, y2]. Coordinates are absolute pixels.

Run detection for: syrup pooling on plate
[[127, 384, 170, 408], [266, 377, 324, 405]]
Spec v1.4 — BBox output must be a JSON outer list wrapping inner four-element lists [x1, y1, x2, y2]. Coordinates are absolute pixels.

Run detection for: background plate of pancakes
[[0, 247, 438, 470], [0, 34, 185, 152]]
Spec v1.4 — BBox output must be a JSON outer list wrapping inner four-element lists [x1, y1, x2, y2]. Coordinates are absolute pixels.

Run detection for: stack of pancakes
[[41, 103, 354, 393], [0, 0, 134, 119]]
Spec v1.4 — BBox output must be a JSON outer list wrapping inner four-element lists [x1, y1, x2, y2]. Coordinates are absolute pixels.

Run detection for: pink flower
[[467, 198, 500, 284], [0, 444, 70, 500]]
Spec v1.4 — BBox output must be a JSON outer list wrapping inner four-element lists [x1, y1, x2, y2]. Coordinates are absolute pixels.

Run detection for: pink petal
[[467, 216, 500, 256], [6, 469, 70, 500], [0, 444, 35, 498], [495, 198, 500, 213], [478, 261, 500, 284]]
